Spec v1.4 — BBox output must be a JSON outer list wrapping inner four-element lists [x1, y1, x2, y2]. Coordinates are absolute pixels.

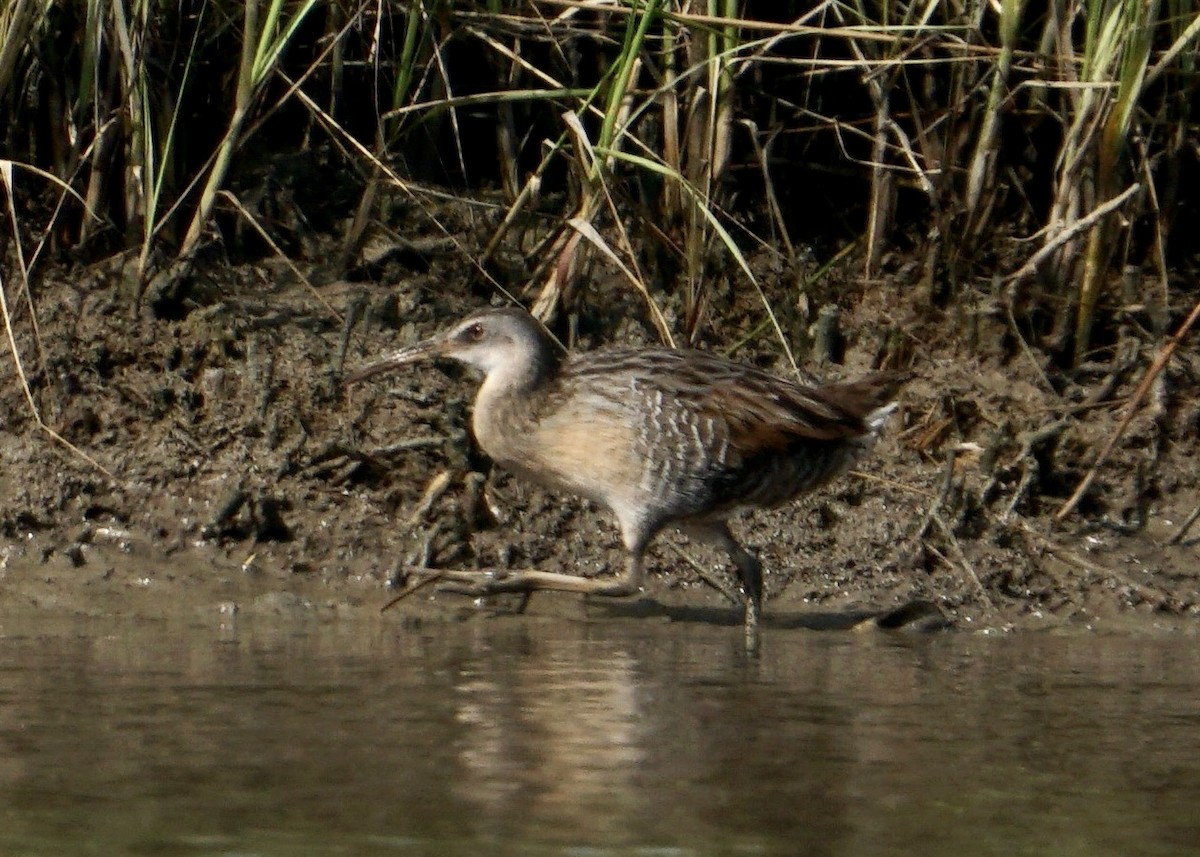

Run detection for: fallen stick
[[1057, 290, 1200, 520]]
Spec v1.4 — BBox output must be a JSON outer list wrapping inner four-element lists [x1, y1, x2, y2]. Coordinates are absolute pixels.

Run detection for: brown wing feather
[[526, 348, 907, 519], [684, 359, 904, 455], [561, 348, 903, 456]]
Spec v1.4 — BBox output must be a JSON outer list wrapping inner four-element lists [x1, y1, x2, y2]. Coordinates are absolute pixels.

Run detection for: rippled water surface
[[1, 611, 1198, 856]]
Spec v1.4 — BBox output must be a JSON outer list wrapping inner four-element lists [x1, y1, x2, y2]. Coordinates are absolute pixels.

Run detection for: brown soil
[[3, 209, 1199, 634]]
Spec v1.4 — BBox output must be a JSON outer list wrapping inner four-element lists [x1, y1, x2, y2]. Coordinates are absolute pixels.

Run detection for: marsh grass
[[1, 0, 1196, 368]]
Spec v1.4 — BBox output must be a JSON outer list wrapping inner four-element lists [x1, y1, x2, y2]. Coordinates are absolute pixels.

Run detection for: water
[[1, 611, 1198, 856]]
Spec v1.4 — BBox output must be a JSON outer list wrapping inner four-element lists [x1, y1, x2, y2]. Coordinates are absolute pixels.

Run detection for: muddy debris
[[3, 230, 1199, 634]]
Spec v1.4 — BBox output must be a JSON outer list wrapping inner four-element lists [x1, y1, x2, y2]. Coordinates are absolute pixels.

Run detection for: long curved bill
[[345, 337, 442, 384]]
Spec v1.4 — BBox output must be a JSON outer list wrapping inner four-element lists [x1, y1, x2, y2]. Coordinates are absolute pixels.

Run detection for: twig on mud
[[1057, 288, 1200, 520], [667, 543, 743, 607], [910, 443, 1000, 615], [1019, 522, 1171, 604], [1167, 502, 1200, 546], [371, 435, 463, 457], [849, 468, 935, 498], [1073, 334, 1141, 410], [336, 291, 368, 374], [291, 439, 457, 484], [931, 512, 999, 617], [1004, 297, 1055, 394], [914, 452, 956, 543], [0, 169, 117, 483], [1030, 397, 1125, 417], [380, 570, 447, 612], [169, 422, 207, 455], [249, 336, 277, 425], [218, 191, 342, 322], [1006, 184, 1141, 288], [1001, 420, 1068, 522]]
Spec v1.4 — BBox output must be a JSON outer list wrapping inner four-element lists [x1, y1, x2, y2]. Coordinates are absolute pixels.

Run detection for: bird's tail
[[824, 370, 910, 433], [865, 401, 899, 432]]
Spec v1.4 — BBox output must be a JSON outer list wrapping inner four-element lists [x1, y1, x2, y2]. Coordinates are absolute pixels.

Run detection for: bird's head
[[347, 307, 559, 385]]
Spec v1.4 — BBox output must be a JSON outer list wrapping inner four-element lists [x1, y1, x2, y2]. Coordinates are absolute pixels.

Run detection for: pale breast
[[537, 351, 742, 518]]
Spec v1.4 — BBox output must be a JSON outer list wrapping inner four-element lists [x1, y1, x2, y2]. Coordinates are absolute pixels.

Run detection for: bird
[[349, 306, 905, 647]]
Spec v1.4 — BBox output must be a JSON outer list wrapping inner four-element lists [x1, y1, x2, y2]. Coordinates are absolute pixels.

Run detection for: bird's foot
[[437, 568, 642, 598], [433, 568, 543, 596], [380, 568, 539, 614], [689, 568, 743, 607], [381, 567, 640, 613]]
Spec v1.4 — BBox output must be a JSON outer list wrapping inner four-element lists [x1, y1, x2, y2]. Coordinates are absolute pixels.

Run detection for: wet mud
[[3, 221, 1198, 633]]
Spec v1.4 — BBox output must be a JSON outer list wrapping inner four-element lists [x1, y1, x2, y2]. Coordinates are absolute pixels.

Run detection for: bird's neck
[[476, 343, 561, 402], [471, 346, 562, 464]]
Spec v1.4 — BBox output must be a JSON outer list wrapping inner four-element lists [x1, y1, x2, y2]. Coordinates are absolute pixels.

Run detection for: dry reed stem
[[1167, 504, 1200, 546], [0, 167, 116, 481], [216, 191, 342, 323], [1005, 183, 1140, 288], [0, 161, 94, 376], [535, 0, 968, 44], [1056, 289, 1200, 521], [286, 81, 510, 300]]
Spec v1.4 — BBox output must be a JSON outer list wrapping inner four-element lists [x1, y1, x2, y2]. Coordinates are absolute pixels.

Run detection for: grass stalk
[[177, 0, 319, 263], [0, 0, 44, 105], [1070, 0, 1159, 364], [964, 0, 1023, 225]]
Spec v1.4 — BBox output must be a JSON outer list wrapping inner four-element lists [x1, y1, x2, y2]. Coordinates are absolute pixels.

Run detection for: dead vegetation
[[2, 3, 1199, 626]]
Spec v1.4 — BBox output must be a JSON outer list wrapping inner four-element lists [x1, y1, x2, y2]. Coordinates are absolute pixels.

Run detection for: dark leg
[[681, 520, 763, 644]]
